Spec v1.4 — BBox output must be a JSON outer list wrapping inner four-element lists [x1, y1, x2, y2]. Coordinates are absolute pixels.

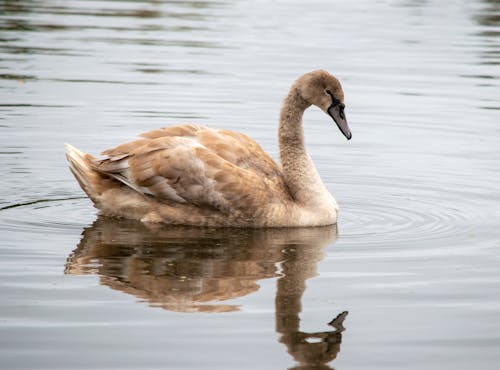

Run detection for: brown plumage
[[66, 70, 351, 227]]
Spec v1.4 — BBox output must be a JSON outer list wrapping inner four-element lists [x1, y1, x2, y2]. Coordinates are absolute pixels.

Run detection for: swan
[[65, 70, 351, 227]]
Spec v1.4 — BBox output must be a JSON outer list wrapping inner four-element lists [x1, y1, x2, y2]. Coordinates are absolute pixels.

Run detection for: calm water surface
[[1, 0, 500, 369]]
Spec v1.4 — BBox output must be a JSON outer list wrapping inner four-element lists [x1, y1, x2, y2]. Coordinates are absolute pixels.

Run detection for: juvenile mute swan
[[66, 70, 351, 227]]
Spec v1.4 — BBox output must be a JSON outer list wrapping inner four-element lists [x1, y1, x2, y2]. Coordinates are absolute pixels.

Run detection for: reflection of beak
[[328, 104, 352, 140]]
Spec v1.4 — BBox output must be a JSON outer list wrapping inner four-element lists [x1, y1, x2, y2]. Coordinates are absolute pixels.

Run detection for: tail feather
[[65, 143, 102, 204]]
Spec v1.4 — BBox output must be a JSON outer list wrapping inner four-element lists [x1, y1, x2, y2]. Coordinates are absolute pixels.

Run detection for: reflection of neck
[[275, 241, 342, 369], [275, 244, 319, 333]]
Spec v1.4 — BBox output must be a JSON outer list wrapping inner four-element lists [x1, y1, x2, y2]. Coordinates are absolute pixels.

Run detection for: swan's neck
[[279, 88, 334, 206]]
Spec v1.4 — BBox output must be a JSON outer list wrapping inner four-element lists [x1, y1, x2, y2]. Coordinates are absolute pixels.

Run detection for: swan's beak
[[328, 104, 352, 140]]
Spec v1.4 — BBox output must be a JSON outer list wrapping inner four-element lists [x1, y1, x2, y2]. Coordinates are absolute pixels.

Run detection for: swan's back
[[126, 124, 283, 178]]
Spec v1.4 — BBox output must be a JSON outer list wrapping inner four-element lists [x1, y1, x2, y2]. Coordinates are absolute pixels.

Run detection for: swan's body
[[66, 70, 351, 227]]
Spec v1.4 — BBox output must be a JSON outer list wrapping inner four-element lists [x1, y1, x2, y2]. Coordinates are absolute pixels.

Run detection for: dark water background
[[1, 1, 500, 369]]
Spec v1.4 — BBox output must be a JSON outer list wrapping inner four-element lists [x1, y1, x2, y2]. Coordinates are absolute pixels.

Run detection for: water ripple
[[341, 194, 470, 243], [0, 198, 94, 235]]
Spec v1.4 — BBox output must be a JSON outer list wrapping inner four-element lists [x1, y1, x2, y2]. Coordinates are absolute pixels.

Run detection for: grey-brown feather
[[92, 126, 291, 219]]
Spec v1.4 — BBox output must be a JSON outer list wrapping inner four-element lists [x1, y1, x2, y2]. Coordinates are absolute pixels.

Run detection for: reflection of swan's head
[[65, 217, 337, 313], [283, 331, 342, 366], [280, 311, 348, 369], [292, 70, 351, 140]]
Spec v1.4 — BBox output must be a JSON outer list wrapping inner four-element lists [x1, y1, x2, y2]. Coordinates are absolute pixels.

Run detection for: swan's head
[[296, 70, 352, 140]]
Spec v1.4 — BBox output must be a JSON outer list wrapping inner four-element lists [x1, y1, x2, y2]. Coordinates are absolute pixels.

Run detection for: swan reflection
[[66, 217, 347, 368]]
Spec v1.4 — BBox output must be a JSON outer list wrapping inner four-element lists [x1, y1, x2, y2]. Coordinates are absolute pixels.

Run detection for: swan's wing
[[197, 129, 284, 179], [133, 125, 283, 179], [100, 124, 202, 159], [94, 127, 290, 214]]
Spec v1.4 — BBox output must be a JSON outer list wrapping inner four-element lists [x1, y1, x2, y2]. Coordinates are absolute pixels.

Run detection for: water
[[1, 0, 499, 369]]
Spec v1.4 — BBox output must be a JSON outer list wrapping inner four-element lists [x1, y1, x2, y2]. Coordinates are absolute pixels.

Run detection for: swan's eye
[[326, 90, 341, 108]]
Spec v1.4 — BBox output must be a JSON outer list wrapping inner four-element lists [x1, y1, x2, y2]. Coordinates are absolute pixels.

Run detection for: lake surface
[[1, 0, 500, 369]]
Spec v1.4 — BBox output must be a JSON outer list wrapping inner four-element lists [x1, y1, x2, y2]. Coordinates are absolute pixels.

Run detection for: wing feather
[[93, 125, 290, 215]]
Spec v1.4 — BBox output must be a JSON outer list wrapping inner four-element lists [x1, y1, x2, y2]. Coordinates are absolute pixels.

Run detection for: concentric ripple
[[0, 182, 473, 246], [336, 176, 482, 248]]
